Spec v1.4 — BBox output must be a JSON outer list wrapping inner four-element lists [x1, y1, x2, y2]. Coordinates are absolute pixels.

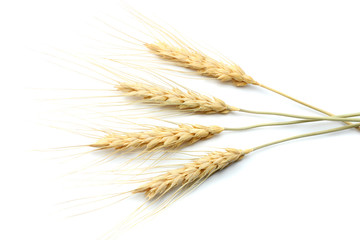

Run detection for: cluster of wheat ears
[[55, 8, 359, 233]]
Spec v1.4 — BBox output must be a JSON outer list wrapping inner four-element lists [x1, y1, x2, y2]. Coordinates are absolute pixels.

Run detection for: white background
[[1, 0, 360, 239]]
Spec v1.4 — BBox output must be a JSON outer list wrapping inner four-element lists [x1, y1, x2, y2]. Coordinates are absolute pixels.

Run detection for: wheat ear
[[145, 42, 258, 87], [90, 124, 224, 151], [132, 148, 252, 200], [116, 81, 238, 114]]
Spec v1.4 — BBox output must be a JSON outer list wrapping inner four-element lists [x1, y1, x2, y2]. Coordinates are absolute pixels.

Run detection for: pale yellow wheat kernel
[[116, 81, 238, 114], [145, 42, 258, 87], [90, 124, 224, 151], [132, 148, 252, 200]]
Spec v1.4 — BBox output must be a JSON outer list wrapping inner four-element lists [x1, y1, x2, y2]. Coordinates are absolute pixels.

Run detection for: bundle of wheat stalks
[[55, 8, 359, 236]]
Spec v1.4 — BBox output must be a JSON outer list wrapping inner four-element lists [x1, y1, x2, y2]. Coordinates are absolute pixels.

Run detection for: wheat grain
[[90, 124, 224, 151], [145, 42, 258, 87], [116, 81, 238, 113], [132, 148, 252, 200]]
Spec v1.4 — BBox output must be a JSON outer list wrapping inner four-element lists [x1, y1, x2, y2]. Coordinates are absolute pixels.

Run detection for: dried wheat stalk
[[90, 124, 224, 151], [132, 148, 253, 199], [145, 42, 258, 87], [116, 81, 238, 113]]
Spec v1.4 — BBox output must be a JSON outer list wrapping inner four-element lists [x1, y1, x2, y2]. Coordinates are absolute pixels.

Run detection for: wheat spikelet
[[132, 148, 252, 200], [116, 81, 238, 113], [90, 124, 224, 151], [145, 42, 258, 87]]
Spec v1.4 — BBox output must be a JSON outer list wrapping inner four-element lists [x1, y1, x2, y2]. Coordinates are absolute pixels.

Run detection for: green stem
[[251, 123, 360, 151], [259, 84, 332, 115], [225, 112, 360, 131], [224, 119, 311, 131], [258, 84, 358, 129], [238, 109, 360, 122]]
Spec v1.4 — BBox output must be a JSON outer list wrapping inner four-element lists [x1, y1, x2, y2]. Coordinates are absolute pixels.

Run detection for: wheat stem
[[224, 120, 314, 131], [224, 113, 355, 131], [258, 84, 358, 128], [238, 109, 360, 122], [251, 123, 360, 151], [259, 84, 331, 115], [225, 112, 360, 131]]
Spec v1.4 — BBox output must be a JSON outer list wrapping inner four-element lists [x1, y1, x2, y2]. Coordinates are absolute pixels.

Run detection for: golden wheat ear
[[132, 148, 252, 200], [115, 81, 239, 114], [145, 42, 258, 87], [90, 124, 224, 151]]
